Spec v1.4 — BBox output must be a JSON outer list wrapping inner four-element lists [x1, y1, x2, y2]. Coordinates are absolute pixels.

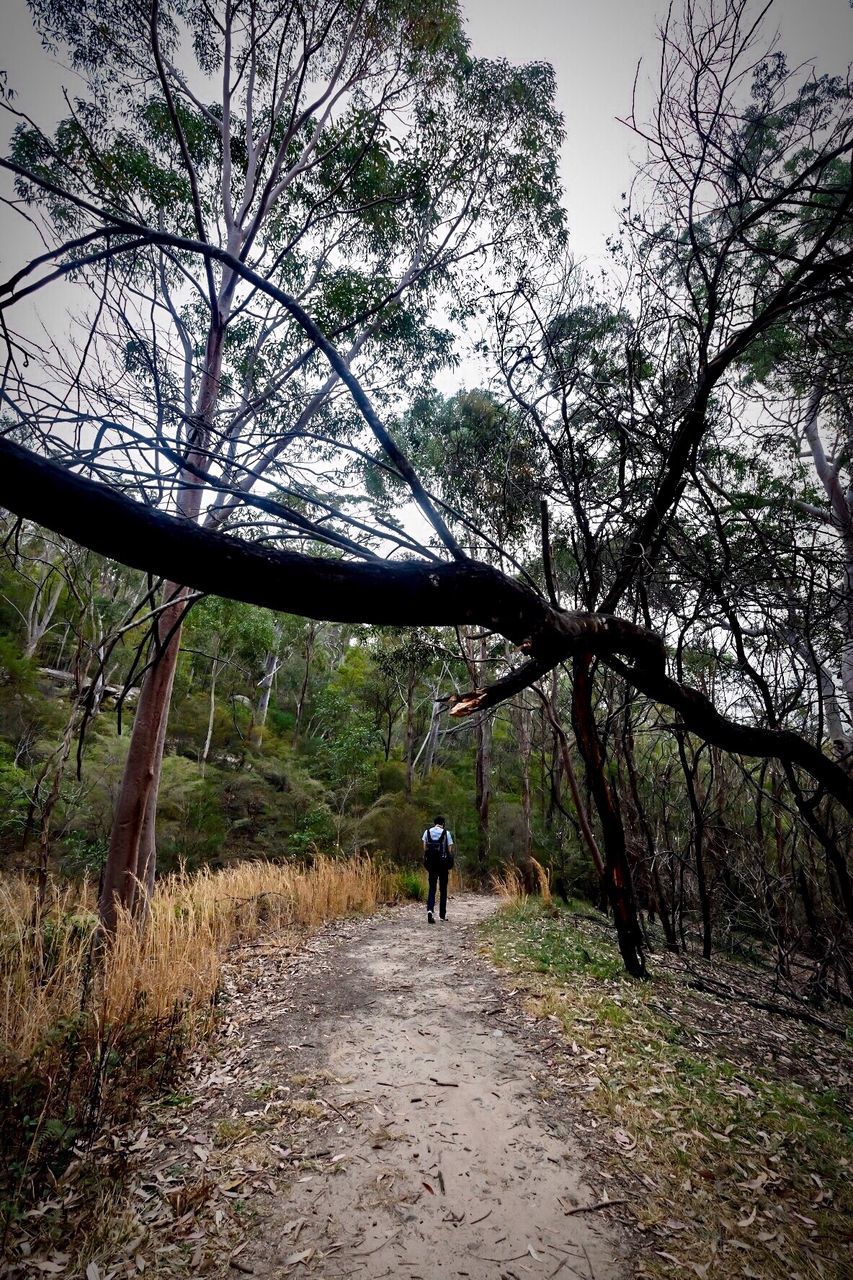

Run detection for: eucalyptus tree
[[400, 389, 541, 861], [0, 0, 564, 926], [485, 0, 853, 971], [3, 1, 853, 978]]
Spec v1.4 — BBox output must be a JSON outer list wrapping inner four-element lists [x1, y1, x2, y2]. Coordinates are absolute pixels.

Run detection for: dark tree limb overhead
[[2, 434, 853, 818]]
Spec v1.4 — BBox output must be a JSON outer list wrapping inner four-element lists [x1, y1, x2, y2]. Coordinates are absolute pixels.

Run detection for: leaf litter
[[481, 900, 852, 1280]]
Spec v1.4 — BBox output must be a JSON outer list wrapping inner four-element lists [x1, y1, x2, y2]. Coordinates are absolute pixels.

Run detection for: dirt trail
[[219, 895, 627, 1280]]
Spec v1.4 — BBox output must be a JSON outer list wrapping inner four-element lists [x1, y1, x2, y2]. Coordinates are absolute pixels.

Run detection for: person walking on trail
[[422, 816, 454, 924]]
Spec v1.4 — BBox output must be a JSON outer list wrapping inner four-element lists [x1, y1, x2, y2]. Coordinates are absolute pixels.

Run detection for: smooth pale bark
[[100, 316, 227, 929], [801, 386, 853, 758], [201, 635, 222, 770], [250, 630, 281, 750], [420, 689, 443, 778], [403, 664, 418, 797], [23, 559, 64, 660]]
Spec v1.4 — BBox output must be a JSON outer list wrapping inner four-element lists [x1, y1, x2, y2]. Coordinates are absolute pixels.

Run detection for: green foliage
[[482, 899, 623, 982], [395, 867, 427, 901], [314, 686, 379, 795], [289, 804, 338, 855], [482, 900, 853, 1279], [402, 390, 540, 548], [57, 833, 108, 878], [0, 748, 30, 846]]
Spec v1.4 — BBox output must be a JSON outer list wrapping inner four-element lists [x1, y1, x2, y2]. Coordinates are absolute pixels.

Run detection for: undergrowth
[[0, 856, 416, 1234], [481, 899, 852, 1280]]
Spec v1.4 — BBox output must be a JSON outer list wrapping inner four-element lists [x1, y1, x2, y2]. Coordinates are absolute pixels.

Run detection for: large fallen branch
[[0, 437, 661, 659], [2, 436, 852, 819]]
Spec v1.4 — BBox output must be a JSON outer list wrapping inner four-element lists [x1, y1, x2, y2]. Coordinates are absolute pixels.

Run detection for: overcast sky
[[3, 0, 852, 265], [0, 0, 849, 548], [464, 0, 853, 263]]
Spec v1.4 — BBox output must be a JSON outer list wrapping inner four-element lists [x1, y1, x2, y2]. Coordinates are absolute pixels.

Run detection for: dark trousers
[[427, 866, 449, 917]]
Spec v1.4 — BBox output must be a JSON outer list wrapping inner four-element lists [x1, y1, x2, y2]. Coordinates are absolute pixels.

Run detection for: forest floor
[[12, 894, 850, 1280], [35, 894, 630, 1280], [482, 901, 852, 1280]]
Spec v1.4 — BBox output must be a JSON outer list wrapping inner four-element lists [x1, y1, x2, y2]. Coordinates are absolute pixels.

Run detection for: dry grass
[[490, 857, 552, 902], [0, 856, 408, 1225], [529, 856, 552, 902], [491, 863, 527, 898], [482, 900, 852, 1280]]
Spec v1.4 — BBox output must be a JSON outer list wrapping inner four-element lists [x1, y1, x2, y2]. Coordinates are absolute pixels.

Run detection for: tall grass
[[491, 856, 551, 902], [0, 856, 409, 1226]]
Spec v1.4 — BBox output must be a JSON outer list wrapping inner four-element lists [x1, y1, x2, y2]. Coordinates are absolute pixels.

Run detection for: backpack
[[424, 827, 454, 871]]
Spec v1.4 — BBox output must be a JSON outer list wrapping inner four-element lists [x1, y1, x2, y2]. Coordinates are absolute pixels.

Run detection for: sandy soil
[[217, 895, 628, 1280]]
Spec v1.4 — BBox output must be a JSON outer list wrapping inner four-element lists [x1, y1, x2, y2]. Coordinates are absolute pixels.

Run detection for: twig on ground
[[563, 1198, 627, 1216], [318, 1096, 352, 1124], [351, 1226, 403, 1257], [685, 975, 845, 1036]]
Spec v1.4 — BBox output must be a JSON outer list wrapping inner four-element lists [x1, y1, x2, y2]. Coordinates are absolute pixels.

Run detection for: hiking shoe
[[427, 911, 435, 924]]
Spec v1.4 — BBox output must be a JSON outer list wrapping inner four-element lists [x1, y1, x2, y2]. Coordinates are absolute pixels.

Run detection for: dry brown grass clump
[[491, 856, 552, 902], [491, 863, 527, 899], [0, 856, 406, 1224]]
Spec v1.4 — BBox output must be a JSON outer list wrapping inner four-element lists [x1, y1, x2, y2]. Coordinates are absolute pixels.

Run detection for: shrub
[[396, 867, 427, 901]]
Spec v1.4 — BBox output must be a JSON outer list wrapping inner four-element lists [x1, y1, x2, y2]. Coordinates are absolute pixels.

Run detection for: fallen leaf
[[281, 1248, 315, 1267], [612, 1128, 636, 1151]]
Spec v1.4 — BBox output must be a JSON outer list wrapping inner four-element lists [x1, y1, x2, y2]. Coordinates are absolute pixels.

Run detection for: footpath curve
[[201, 893, 628, 1280]]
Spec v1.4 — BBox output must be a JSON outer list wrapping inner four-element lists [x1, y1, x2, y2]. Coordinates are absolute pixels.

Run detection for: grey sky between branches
[[0, 0, 850, 538], [2, 0, 851, 265]]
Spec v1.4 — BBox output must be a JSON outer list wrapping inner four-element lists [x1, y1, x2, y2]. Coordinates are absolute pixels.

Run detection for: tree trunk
[[571, 653, 646, 977], [23, 558, 64, 659], [137, 674, 175, 915], [404, 665, 418, 796], [420, 688, 442, 778], [99, 589, 184, 930], [250, 629, 280, 750], [465, 632, 492, 872], [677, 732, 712, 959], [801, 387, 853, 760], [517, 694, 532, 862], [35, 705, 79, 907], [201, 635, 222, 770], [475, 711, 492, 871], [621, 706, 678, 949], [537, 687, 604, 878], [294, 621, 315, 744], [98, 314, 227, 929]]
